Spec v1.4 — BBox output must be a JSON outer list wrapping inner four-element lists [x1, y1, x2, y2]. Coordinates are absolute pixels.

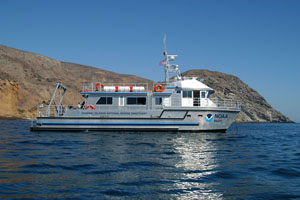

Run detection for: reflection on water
[[0, 121, 300, 199], [173, 134, 222, 199]]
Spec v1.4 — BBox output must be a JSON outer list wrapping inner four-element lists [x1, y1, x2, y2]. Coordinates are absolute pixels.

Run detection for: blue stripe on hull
[[40, 122, 199, 126]]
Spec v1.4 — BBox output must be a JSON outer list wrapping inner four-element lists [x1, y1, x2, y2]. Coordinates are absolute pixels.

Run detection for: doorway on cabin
[[193, 90, 200, 106]]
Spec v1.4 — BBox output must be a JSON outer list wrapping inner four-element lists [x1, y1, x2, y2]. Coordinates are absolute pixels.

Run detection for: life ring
[[154, 84, 164, 92], [85, 104, 96, 110], [96, 83, 104, 91]]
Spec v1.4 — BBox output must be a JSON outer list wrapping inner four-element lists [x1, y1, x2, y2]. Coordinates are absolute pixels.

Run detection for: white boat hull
[[31, 109, 239, 132]]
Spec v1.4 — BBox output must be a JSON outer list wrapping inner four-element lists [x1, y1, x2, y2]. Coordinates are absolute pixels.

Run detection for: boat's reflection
[[171, 133, 223, 199]]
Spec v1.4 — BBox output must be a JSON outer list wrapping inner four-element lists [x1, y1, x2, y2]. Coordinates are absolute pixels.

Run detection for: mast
[[163, 35, 169, 83], [162, 35, 181, 83]]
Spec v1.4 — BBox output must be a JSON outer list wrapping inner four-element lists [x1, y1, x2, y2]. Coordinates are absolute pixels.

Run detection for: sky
[[1, 0, 299, 122]]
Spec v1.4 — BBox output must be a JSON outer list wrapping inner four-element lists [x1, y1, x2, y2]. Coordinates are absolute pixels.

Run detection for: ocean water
[[0, 121, 300, 200]]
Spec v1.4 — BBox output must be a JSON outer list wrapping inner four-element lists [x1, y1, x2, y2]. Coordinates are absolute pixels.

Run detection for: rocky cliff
[[181, 70, 292, 123], [0, 44, 292, 122], [0, 80, 19, 119]]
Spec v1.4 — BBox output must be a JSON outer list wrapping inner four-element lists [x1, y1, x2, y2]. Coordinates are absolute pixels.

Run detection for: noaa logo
[[205, 114, 214, 122]]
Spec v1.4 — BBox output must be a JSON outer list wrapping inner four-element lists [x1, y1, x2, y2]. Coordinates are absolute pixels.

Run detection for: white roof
[[171, 78, 213, 91]]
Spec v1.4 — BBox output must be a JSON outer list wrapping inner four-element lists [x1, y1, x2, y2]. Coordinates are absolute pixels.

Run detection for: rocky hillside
[[0, 45, 153, 119], [181, 70, 292, 122], [0, 44, 292, 122]]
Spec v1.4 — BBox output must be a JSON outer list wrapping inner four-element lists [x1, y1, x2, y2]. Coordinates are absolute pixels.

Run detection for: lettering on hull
[[205, 113, 228, 123]]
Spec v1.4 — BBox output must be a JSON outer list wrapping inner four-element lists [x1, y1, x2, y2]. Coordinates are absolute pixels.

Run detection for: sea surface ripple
[[0, 120, 300, 199]]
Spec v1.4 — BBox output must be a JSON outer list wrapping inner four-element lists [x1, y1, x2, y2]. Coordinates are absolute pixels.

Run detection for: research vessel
[[30, 39, 241, 132]]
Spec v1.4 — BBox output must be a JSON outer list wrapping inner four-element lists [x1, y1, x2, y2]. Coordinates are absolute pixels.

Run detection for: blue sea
[[0, 121, 300, 199]]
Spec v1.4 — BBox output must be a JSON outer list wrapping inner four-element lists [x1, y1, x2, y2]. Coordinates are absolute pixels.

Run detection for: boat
[[30, 38, 241, 132]]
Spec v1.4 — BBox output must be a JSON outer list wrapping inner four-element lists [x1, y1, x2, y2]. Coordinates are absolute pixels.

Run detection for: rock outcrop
[[181, 70, 293, 123], [0, 80, 19, 119]]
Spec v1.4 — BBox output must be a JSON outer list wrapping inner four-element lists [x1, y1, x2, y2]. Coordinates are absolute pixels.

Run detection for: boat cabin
[[80, 77, 217, 111]]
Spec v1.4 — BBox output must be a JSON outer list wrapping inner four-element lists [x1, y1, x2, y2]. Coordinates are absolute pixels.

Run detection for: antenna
[[163, 34, 167, 57]]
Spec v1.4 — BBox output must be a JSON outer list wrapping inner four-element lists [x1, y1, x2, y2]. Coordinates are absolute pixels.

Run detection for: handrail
[[82, 82, 149, 92], [38, 105, 66, 117], [210, 98, 241, 109], [193, 97, 241, 109]]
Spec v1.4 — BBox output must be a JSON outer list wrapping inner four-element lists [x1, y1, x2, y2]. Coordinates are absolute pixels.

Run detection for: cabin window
[[207, 92, 210, 98], [155, 97, 162, 105], [96, 97, 113, 105], [127, 97, 146, 105], [183, 91, 192, 98], [201, 91, 206, 98]]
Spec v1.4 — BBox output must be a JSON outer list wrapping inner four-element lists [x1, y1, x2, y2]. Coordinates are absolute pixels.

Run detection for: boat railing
[[94, 105, 164, 110], [82, 82, 149, 92], [37, 104, 66, 117], [37, 103, 163, 117], [210, 98, 241, 109], [193, 97, 241, 109]]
